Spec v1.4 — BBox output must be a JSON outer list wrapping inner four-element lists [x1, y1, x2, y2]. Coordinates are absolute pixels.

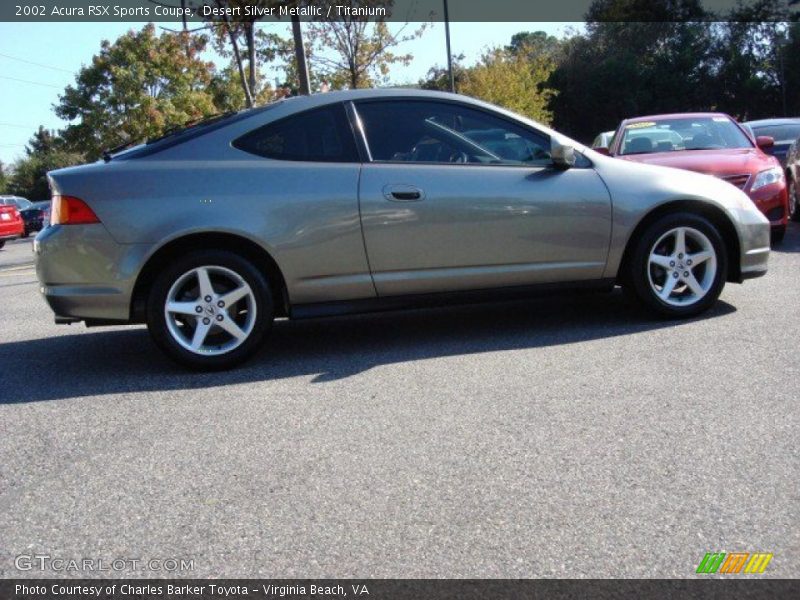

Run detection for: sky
[[0, 21, 579, 166]]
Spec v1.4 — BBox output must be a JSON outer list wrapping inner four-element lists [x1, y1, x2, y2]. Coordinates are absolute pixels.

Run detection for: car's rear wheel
[[627, 212, 727, 318], [146, 250, 273, 370], [789, 178, 799, 222]]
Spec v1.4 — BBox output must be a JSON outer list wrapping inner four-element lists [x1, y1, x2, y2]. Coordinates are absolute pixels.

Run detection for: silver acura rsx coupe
[[35, 89, 770, 369]]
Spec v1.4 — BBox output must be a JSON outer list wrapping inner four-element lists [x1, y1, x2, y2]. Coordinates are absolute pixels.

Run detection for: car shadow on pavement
[[0, 289, 737, 404]]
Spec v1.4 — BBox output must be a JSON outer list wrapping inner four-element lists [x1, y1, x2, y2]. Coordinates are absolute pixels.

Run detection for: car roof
[[623, 112, 733, 124], [112, 88, 573, 162]]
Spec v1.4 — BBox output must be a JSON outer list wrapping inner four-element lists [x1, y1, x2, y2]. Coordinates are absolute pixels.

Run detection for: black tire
[[771, 226, 786, 246], [626, 212, 727, 318], [789, 179, 799, 223], [0, 240, 5, 249], [146, 250, 273, 370]]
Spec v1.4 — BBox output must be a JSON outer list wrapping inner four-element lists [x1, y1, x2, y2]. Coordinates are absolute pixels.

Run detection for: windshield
[[618, 116, 753, 155], [751, 123, 800, 144]]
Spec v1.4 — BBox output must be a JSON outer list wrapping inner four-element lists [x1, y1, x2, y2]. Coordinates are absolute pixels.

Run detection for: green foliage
[[507, 31, 564, 63], [55, 24, 218, 160], [8, 151, 83, 201], [26, 126, 63, 156], [548, 0, 799, 142], [0, 161, 8, 195], [419, 53, 467, 92], [7, 128, 83, 201], [459, 47, 557, 124]]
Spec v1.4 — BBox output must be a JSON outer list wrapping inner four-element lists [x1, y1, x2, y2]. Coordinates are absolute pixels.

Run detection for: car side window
[[233, 103, 359, 163], [354, 100, 552, 167]]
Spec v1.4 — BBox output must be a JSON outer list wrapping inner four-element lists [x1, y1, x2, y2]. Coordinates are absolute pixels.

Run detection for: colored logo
[[696, 552, 773, 574]]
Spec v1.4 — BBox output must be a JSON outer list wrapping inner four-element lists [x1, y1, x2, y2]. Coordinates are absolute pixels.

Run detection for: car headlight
[[751, 167, 784, 192]]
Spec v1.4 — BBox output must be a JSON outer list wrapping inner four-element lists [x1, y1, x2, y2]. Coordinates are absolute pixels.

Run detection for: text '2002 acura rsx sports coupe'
[[35, 89, 771, 370]]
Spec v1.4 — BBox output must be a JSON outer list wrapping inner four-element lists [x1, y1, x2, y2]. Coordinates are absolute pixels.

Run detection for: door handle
[[383, 184, 425, 202]]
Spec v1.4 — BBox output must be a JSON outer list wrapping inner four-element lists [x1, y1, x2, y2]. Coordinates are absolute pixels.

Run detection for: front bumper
[[727, 206, 770, 281], [34, 224, 148, 323], [747, 182, 788, 228]]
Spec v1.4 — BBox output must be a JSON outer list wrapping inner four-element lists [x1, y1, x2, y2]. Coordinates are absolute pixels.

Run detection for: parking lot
[[1, 227, 798, 578]]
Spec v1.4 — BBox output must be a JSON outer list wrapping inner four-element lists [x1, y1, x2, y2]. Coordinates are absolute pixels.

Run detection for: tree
[[548, 0, 716, 141], [506, 31, 563, 63], [306, 8, 427, 89], [7, 128, 83, 201], [200, 0, 286, 106], [55, 24, 218, 160], [0, 161, 8, 195], [458, 47, 557, 124], [419, 53, 467, 92], [25, 126, 63, 156], [546, 0, 800, 141]]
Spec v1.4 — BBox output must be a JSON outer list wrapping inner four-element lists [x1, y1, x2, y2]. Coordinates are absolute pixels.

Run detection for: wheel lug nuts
[[670, 261, 675, 267], [202, 317, 210, 325], [678, 253, 683, 259], [195, 306, 203, 313], [204, 295, 212, 302], [673, 272, 679, 278], [217, 300, 225, 308], [683, 271, 689, 277], [216, 314, 223, 321], [687, 259, 693, 266]]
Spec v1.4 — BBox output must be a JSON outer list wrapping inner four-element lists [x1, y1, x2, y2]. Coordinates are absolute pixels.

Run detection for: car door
[[352, 99, 613, 297]]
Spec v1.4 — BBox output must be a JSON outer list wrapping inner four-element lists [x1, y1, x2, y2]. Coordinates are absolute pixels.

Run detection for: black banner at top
[[1, 0, 798, 23]]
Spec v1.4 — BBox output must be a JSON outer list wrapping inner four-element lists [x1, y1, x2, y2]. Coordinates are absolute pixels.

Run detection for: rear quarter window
[[233, 103, 359, 163]]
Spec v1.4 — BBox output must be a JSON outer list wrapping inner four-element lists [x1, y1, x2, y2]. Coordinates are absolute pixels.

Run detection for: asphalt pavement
[[1, 226, 798, 578]]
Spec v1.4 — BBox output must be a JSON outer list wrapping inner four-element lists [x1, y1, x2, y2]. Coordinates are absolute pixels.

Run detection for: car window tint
[[355, 100, 551, 166], [233, 103, 358, 162]]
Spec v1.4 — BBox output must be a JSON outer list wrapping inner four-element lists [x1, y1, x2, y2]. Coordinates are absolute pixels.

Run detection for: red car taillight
[[51, 195, 100, 225]]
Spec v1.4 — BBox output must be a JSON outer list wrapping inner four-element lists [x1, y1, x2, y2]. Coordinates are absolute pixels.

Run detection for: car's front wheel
[[146, 250, 273, 370], [627, 212, 727, 318]]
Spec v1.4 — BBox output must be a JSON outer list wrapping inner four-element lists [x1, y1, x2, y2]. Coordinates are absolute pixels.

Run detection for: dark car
[[31, 201, 50, 231], [785, 135, 800, 221], [0, 196, 46, 237], [744, 118, 800, 167]]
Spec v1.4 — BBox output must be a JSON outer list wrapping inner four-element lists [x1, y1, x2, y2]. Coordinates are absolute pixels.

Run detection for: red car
[[600, 113, 789, 243], [0, 203, 24, 249]]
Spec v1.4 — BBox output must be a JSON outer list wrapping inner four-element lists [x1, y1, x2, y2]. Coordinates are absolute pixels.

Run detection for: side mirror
[[552, 140, 576, 169], [594, 146, 611, 156], [756, 135, 774, 150]]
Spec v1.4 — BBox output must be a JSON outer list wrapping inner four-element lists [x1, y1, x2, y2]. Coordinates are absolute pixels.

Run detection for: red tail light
[[51, 195, 100, 225]]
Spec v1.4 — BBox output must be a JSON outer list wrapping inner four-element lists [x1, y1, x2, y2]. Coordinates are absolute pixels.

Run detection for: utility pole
[[291, 15, 311, 95], [443, 0, 455, 93]]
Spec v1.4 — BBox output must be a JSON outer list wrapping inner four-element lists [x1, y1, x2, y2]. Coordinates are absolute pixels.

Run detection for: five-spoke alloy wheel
[[147, 250, 273, 370], [627, 213, 727, 317]]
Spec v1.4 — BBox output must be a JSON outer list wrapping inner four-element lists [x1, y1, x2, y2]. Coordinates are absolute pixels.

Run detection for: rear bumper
[[34, 224, 148, 323], [0, 223, 24, 240]]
